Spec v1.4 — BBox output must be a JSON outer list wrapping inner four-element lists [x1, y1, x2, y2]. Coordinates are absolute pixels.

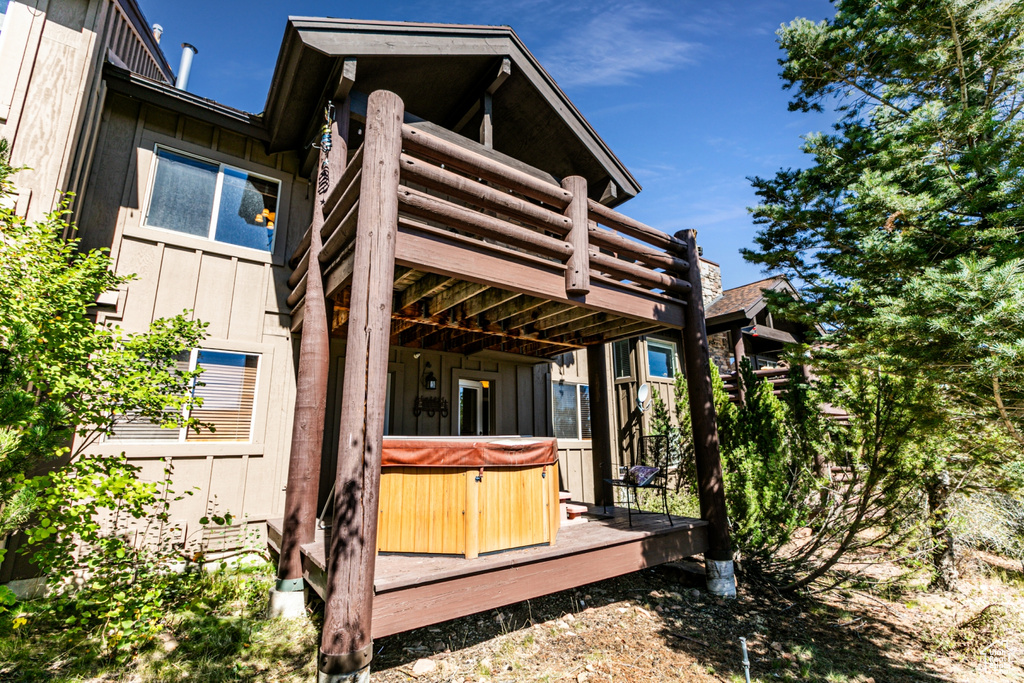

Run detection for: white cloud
[[539, 3, 700, 87]]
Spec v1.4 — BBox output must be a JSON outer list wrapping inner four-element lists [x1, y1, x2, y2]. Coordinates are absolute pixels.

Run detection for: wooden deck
[[267, 507, 708, 638]]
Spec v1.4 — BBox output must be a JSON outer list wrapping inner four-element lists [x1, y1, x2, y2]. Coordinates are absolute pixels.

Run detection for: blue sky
[[140, 0, 836, 289]]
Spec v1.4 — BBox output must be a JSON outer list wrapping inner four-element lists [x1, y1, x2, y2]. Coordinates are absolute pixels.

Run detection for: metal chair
[[606, 434, 673, 527]]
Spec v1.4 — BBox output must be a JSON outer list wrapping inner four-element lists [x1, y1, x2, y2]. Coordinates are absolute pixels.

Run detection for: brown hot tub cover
[[381, 436, 558, 468]]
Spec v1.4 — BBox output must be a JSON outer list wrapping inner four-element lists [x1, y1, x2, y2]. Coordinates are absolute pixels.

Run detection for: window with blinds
[[106, 350, 258, 443], [187, 351, 258, 442], [552, 383, 591, 440], [612, 339, 632, 379]]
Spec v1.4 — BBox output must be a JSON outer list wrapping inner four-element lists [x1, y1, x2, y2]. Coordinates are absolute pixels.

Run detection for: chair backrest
[[638, 434, 669, 488]]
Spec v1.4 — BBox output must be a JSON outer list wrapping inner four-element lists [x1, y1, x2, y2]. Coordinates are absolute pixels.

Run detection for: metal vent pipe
[[152, 24, 163, 43], [176, 43, 198, 90]]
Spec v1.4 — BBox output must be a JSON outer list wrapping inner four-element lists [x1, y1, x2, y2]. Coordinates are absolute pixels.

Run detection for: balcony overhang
[[263, 18, 641, 206]]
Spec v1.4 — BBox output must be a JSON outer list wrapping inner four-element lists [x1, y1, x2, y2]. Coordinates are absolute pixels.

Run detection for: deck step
[[565, 503, 588, 519]]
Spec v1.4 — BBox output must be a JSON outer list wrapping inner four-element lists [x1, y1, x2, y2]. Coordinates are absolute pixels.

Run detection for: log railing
[[721, 367, 791, 402], [287, 145, 364, 309], [287, 90, 695, 317]]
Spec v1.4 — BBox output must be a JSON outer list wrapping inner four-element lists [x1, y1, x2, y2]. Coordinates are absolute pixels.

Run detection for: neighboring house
[[705, 274, 808, 373], [0, 2, 739, 674]]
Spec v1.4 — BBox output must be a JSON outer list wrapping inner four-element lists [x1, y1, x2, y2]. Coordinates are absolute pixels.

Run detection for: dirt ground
[[367, 551, 1024, 683]]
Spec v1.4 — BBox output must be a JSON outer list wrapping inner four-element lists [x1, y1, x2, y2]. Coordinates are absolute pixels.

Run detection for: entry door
[[458, 379, 488, 435]]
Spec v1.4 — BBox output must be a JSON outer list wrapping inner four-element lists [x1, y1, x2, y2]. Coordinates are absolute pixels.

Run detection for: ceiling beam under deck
[[394, 273, 454, 313], [479, 295, 547, 327], [503, 301, 575, 332], [576, 321, 665, 346], [427, 281, 488, 318], [529, 307, 605, 333], [453, 287, 522, 327], [392, 266, 418, 290]]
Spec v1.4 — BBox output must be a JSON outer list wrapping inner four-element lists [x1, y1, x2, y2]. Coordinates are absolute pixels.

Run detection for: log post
[[731, 323, 746, 403], [318, 90, 403, 683], [586, 344, 615, 506], [562, 176, 590, 296], [270, 105, 346, 618], [676, 229, 735, 598]]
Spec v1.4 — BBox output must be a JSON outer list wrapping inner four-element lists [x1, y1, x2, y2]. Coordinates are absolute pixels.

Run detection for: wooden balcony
[[267, 507, 707, 638], [286, 120, 691, 356]]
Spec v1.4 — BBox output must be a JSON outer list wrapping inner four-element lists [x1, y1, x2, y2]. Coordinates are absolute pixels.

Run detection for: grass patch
[[0, 563, 317, 682]]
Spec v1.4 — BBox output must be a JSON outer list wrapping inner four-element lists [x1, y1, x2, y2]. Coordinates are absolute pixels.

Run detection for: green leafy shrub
[[20, 455, 194, 658]]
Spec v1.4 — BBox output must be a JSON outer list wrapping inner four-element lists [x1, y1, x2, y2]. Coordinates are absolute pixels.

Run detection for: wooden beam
[[320, 90, 404, 680], [332, 57, 357, 101], [397, 187, 573, 261], [589, 199, 688, 255], [589, 251, 691, 295], [744, 324, 799, 345], [402, 124, 571, 209], [505, 301, 574, 332], [481, 295, 547, 326], [395, 217, 686, 328], [588, 221, 690, 273], [398, 155, 571, 236], [587, 345, 615, 505], [450, 57, 512, 134], [276, 107, 344, 592], [392, 266, 416, 289], [394, 273, 452, 312], [531, 307, 603, 332], [578, 322, 662, 346], [456, 287, 520, 322], [428, 281, 488, 318], [479, 92, 493, 148], [562, 175, 590, 296], [677, 229, 733, 567], [599, 180, 618, 206]]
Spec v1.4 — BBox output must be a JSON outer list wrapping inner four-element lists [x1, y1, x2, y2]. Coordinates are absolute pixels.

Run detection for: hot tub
[[377, 436, 560, 558]]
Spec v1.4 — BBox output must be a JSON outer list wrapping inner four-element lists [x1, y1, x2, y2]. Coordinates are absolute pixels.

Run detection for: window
[[647, 339, 677, 379], [612, 339, 632, 379], [552, 383, 592, 440], [145, 148, 279, 252], [107, 350, 259, 443]]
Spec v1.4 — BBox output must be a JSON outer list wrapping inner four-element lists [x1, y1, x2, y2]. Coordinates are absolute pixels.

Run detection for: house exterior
[[1, 2, 738, 679]]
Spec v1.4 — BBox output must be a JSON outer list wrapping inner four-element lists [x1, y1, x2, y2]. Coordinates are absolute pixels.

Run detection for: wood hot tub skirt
[[377, 437, 561, 559]]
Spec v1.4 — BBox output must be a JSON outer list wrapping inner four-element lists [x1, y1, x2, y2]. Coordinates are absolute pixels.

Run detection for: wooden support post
[[676, 229, 735, 597], [562, 176, 590, 296], [731, 323, 745, 402], [587, 344, 615, 505], [272, 105, 347, 614], [479, 92, 493, 148], [319, 90, 404, 681]]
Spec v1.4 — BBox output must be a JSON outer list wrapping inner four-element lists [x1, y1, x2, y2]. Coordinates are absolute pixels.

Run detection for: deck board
[[267, 507, 708, 638]]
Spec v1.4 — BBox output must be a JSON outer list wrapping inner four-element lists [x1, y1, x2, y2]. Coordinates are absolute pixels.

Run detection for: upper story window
[[647, 339, 677, 379], [145, 148, 280, 252]]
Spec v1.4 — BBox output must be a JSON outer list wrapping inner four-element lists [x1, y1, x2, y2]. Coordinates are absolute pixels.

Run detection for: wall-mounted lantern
[[423, 362, 437, 391]]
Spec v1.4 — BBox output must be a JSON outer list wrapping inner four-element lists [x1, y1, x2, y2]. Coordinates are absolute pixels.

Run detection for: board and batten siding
[[76, 93, 310, 551]]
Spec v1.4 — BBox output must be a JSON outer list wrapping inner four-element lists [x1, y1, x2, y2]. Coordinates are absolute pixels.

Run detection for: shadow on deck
[[267, 507, 708, 638]]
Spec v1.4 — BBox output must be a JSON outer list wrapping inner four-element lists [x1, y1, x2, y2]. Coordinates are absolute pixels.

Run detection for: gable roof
[[705, 276, 792, 323], [262, 18, 640, 205]]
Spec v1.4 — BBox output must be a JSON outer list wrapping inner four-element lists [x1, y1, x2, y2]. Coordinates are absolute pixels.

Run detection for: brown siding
[[77, 98, 308, 550]]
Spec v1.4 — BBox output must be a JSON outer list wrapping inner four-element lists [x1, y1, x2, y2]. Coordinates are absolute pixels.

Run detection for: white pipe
[[176, 43, 198, 90], [152, 24, 163, 44]]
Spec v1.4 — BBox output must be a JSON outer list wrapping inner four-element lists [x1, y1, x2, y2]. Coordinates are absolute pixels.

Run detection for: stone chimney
[[698, 256, 723, 308]]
